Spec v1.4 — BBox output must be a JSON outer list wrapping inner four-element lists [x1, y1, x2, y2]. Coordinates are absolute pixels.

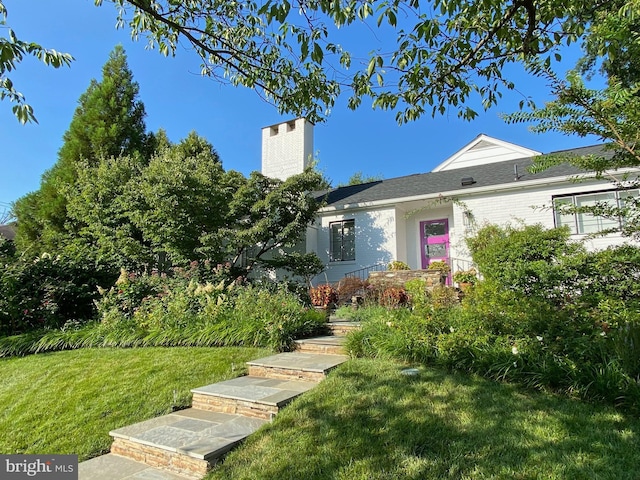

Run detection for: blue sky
[[1, 1, 599, 207]]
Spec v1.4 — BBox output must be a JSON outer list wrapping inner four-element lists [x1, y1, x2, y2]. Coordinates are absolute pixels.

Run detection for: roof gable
[[432, 134, 541, 172]]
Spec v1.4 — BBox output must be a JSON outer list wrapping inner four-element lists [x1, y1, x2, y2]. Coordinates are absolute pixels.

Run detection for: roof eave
[[318, 172, 603, 213]]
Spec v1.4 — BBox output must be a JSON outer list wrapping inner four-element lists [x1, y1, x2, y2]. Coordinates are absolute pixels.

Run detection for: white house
[[261, 119, 639, 284]]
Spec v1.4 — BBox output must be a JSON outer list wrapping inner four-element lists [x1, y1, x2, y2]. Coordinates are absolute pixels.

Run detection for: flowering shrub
[[309, 284, 338, 307], [96, 268, 165, 323]]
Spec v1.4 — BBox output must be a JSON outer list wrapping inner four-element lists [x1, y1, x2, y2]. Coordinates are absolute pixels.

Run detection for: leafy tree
[[5, 0, 613, 124], [223, 168, 325, 274], [337, 171, 384, 187], [63, 131, 325, 274], [13, 45, 151, 253], [89, 0, 606, 124], [58, 45, 149, 164], [504, 0, 640, 238], [0, 1, 73, 123], [65, 154, 152, 270], [128, 132, 233, 265]]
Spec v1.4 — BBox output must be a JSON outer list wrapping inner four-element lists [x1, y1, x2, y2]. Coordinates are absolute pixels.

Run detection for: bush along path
[[77, 316, 359, 479]]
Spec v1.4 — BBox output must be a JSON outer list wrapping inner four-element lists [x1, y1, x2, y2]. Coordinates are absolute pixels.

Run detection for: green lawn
[[0, 346, 269, 460], [3, 350, 639, 479], [208, 358, 640, 480]]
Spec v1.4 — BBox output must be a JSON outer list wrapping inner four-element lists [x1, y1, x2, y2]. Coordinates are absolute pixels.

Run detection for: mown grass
[[0, 346, 269, 460], [208, 358, 640, 480]]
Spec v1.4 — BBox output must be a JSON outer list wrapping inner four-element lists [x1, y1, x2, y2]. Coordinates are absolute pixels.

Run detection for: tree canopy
[[504, 0, 640, 238], [95, 0, 603, 124], [0, 1, 73, 123], [3, 0, 621, 124], [13, 45, 151, 254]]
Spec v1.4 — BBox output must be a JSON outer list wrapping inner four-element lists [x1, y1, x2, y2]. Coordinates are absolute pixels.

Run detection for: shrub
[[0, 253, 114, 336], [466, 223, 586, 303], [309, 284, 338, 307], [427, 260, 450, 273], [345, 307, 437, 363], [345, 226, 640, 411], [388, 260, 410, 271], [452, 268, 478, 285], [379, 287, 409, 308], [335, 277, 368, 305], [96, 268, 166, 323], [226, 285, 327, 351], [404, 279, 429, 310], [2, 282, 327, 356]]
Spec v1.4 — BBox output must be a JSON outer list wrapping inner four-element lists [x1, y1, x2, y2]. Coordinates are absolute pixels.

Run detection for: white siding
[[453, 181, 635, 261], [313, 208, 397, 284], [433, 135, 540, 172], [261, 118, 313, 181], [404, 204, 454, 269]]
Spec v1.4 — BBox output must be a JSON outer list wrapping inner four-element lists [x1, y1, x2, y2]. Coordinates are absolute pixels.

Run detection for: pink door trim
[[419, 219, 450, 271]]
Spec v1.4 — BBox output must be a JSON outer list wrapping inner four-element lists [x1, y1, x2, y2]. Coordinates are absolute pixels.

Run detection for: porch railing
[[344, 263, 387, 280], [448, 257, 477, 273]]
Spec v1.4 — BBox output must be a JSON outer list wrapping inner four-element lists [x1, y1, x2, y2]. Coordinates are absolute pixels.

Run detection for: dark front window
[[330, 220, 355, 262]]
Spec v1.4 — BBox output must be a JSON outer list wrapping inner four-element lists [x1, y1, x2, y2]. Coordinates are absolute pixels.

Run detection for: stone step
[[79, 453, 191, 480], [108, 408, 267, 479], [246, 352, 348, 383], [327, 320, 361, 336], [294, 335, 347, 355], [191, 376, 316, 420]]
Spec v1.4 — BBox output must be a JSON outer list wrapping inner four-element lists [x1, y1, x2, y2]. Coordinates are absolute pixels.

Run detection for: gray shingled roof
[[0, 224, 16, 241], [318, 144, 611, 208]]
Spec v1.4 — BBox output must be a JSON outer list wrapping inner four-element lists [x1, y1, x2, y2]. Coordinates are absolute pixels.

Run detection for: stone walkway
[[78, 318, 359, 479]]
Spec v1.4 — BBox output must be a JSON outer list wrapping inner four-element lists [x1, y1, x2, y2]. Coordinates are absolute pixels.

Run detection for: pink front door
[[420, 219, 450, 269]]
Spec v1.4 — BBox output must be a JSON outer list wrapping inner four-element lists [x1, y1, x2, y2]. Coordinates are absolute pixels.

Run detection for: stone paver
[[110, 409, 267, 460], [80, 332, 353, 479], [191, 376, 315, 406], [79, 454, 190, 480], [246, 352, 348, 372]]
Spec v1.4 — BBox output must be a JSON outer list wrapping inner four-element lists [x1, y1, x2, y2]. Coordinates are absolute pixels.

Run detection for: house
[[261, 119, 638, 284], [0, 224, 16, 242]]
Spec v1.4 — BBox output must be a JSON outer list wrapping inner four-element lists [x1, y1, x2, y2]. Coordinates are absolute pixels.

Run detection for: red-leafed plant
[[310, 284, 338, 307]]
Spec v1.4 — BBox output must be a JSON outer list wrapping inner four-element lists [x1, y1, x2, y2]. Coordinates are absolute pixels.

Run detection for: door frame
[[419, 218, 450, 272]]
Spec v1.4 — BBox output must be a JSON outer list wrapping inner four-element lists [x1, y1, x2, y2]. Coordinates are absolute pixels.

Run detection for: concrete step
[[294, 335, 347, 355], [79, 453, 191, 480], [191, 376, 316, 420], [246, 352, 348, 382], [108, 408, 267, 479], [327, 320, 361, 336]]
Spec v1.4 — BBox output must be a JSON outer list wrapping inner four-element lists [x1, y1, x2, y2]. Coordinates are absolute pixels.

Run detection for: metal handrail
[[344, 263, 387, 280], [449, 257, 477, 273]]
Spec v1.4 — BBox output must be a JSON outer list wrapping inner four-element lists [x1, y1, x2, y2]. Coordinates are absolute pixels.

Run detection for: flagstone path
[[78, 317, 360, 479]]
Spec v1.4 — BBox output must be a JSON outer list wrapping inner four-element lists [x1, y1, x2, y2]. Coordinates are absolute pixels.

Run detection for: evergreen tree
[[14, 45, 150, 253]]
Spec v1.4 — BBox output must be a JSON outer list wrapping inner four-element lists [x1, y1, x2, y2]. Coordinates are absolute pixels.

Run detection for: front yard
[[2, 348, 638, 479]]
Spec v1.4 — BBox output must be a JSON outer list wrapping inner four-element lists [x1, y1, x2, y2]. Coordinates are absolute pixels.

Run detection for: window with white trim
[[553, 189, 638, 234], [330, 219, 355, 262]]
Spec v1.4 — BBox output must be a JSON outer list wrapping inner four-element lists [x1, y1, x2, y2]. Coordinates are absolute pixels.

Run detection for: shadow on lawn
[[211, 358, 640, 479]]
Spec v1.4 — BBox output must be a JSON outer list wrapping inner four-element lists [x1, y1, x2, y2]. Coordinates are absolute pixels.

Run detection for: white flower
[[512, 346, 519, 355], [600, 331, 607, 337], [449, 326, 455, 333], [536, 336, 543, 342]]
